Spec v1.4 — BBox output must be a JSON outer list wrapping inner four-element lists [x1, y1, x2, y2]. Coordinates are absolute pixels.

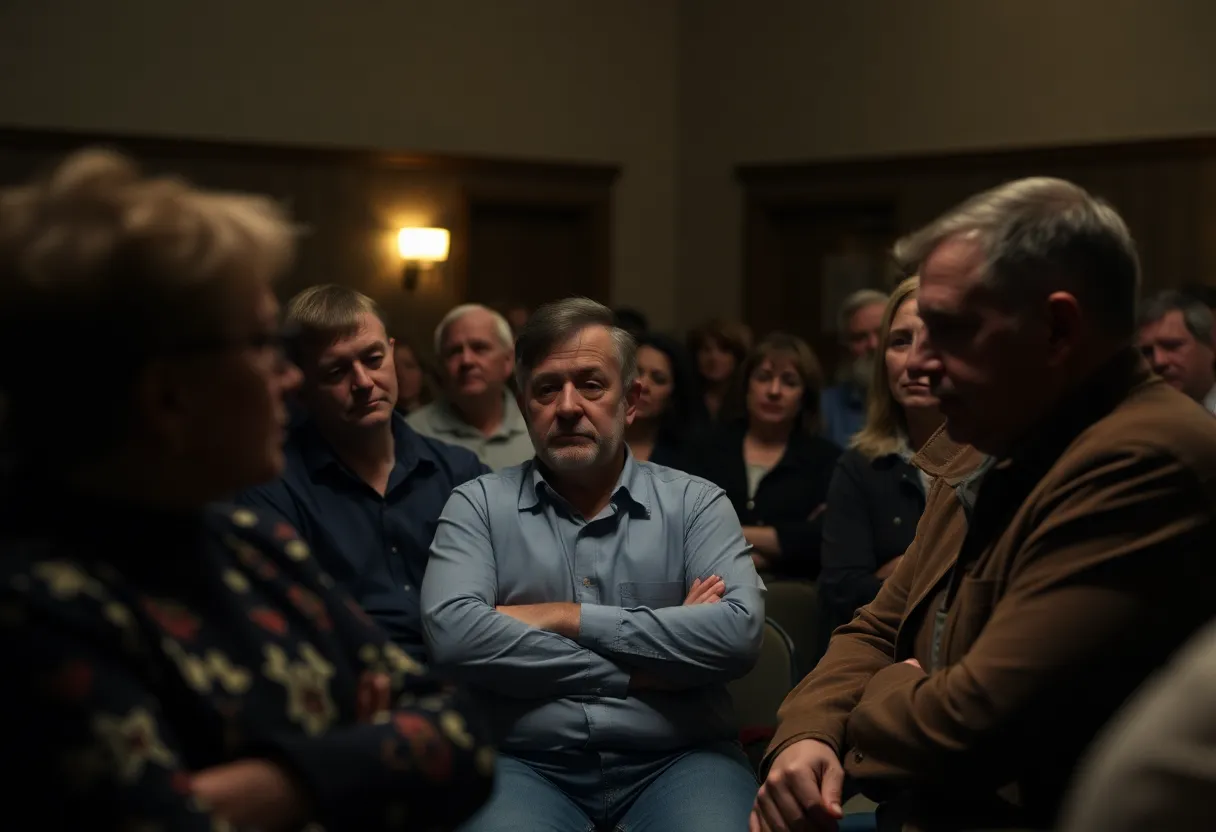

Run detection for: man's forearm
[[495, 603, 581, 638], [425, 599, 627, 699], [577, 593, 764, 685]]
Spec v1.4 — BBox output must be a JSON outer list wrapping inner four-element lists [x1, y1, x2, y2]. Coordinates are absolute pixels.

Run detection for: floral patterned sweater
[[0, 497, 494, 831]]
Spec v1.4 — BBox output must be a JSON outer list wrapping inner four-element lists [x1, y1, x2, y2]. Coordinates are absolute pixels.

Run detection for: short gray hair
[[514, 297, 637, 391], [894, 177, 1141, 337], [1140, 290, 1214, 347], [433, 303, 514, 355], [838, 289, 890, 335]]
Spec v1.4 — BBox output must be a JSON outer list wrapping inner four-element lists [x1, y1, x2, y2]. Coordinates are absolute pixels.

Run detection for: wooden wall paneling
[[0, 126, 618, 360], [738, 136, 1216, 360]]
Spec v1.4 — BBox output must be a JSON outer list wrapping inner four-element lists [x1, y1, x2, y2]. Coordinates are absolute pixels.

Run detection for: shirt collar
[[431, 389, 527, 439], [517, 449, 652, 519], [1204, 383, 1216, 415], [300, 411, 434, 481]]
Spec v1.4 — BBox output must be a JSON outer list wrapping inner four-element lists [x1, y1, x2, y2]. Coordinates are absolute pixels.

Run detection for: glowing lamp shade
[[397, 227, 450, 263]]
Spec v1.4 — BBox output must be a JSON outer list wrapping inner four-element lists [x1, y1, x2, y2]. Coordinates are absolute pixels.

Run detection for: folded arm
[[422, 485, 630, 699], [846, 450, 1212, 787], [576, 483, 765, 687]]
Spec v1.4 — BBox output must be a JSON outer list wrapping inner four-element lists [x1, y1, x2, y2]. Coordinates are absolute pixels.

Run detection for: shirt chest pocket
[[618, 581, 684, 610]]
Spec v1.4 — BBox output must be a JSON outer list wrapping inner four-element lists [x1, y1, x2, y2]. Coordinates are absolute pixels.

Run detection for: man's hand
[[751, 739, 845, 832], [191, 759, 310, 832], [495, 602, 581, 638], [685, 575, 725, 605], [902, 657, 923, 671]]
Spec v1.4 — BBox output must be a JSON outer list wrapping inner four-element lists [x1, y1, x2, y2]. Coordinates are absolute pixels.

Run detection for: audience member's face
[[174, 282, 301, 493], [697, 337, 736, 385], [885, 296, 938, 412], [635, 345, 675, 421], [846, 302, 887, 360], [440, 310, 513, 402], [1139, 310, 1216, 402], [393, 343, 424, 407], [522, 325, 638, 474], [746, 353, 805, 429], [299, 311, 397, 435], [913, 236, 1045, 454]]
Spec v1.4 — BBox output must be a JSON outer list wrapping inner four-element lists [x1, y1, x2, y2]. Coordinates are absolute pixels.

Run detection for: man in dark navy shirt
[[240, 285, 487, 659]]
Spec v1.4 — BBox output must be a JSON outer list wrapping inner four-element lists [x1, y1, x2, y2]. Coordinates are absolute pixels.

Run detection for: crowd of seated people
[[8, 149, 1216, 832]]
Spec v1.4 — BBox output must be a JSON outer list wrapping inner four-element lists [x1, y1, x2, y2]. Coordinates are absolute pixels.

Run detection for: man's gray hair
[[1140, 289, 1214, 348], [433, 303, 514, 355], [838, 289, 890, 335], [514, 297, 637, 391], [893, 177, 1141, 338]]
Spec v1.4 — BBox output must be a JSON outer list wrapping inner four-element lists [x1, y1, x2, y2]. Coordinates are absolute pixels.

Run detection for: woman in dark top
[[625, 333, 697, 469], [0, 150, 493, 832], [818, 276, 943, 649], [689, 333, 841, 579]]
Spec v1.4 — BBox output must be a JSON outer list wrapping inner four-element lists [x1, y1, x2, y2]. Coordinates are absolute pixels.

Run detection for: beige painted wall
[[5, 1, 1216, 333], [678, 0, 1216, 328], [0, 0, 679, 325]]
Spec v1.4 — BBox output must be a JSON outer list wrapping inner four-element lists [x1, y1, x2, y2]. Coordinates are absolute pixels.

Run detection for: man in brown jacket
[[752, 177, 1216, 832]]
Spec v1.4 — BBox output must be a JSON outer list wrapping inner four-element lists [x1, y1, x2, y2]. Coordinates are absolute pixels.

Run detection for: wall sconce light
[[397, 227, 450, 292]]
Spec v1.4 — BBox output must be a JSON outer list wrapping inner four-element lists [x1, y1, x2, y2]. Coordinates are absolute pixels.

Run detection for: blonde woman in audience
[[817, 277, 942, 656], [0, 150, 493, 832], [688, 318, 751, 425], [689, 333, 841, 579]]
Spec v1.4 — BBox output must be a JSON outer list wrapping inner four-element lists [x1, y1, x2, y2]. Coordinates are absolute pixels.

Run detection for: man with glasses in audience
[[423, 297, 765, 832], [408, 303, 534, 470], [753, 179, 1216, 832], [240, 285, 486, 661]]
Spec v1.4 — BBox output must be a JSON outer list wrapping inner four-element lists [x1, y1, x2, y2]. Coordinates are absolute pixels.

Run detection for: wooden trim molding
[[736, 133, 1216, 186], [0, 125, 621, 184]]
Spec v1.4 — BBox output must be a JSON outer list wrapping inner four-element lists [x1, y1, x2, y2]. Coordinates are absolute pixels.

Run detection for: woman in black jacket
[[817, 276, 943, 652], [688, 333, 841, 579]]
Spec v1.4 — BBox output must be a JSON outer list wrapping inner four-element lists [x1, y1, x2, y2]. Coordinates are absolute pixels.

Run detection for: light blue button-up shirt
[[421, 453, 765, 753]]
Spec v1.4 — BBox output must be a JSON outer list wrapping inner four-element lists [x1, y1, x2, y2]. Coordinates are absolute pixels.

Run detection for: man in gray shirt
[[407, 303, 534, 469], [422, 297, 764, 832]]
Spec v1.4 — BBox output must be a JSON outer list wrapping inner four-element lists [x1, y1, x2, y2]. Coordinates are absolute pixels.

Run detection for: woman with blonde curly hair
[[0, 150, 492, 832]]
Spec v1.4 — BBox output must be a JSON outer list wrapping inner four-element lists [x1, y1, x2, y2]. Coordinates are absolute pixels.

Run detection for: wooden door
[[745, 200, 896, 379], [466, 202, 605, 310]]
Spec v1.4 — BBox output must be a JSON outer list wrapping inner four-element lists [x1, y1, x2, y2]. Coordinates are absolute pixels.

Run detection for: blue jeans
[[459, 742, 758, 832]]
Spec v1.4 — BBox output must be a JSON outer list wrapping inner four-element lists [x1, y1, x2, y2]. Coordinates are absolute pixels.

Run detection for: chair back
[[728, 618, 799, 769], [763, 579, 820, 676]]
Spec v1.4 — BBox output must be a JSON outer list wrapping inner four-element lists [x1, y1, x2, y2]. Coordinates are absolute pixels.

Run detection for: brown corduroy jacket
[[764, 350, 1216, 829]]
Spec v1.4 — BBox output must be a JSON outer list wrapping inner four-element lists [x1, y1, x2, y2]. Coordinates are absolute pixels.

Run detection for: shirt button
[[391, 546, 398, 553], [746, 500, 755, 510], [894, 517, 903, 526], [403, 584, 412, 592]]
